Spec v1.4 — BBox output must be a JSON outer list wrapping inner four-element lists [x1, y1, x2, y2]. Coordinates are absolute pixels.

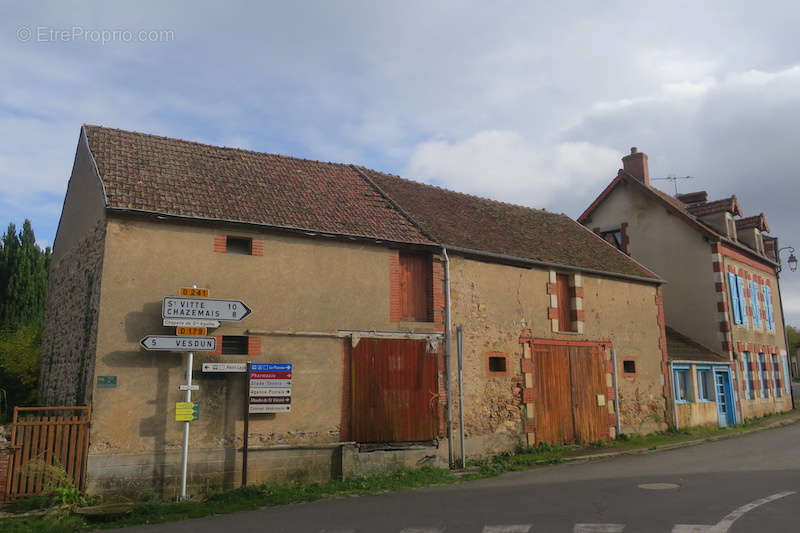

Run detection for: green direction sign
[[97, 376, 117, 388]]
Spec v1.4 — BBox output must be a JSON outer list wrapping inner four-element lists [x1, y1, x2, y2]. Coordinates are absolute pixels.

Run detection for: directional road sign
[[163, 297, 251, 322], [202, 363, 248, 373], [180, 287, 209, 298], [140, 335, 216, 351], [163, 318, 221, 328], [176, 326, 207, 336], [175, 401, 199, 421], [249, 363, 292, 413]]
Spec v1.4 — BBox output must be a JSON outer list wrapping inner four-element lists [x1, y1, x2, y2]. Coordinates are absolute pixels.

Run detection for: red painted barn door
[[351, 339, 438, 443]]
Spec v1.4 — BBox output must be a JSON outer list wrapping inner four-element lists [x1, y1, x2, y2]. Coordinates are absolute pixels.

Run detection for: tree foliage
[[788, 325, 800, 355], [0, 219, 51, 417]]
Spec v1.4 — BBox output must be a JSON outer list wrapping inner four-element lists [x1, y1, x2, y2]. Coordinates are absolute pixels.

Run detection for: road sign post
[[142, 288, 251, 500], [179, 350, 193, 501], [242, 362, 250, 487]]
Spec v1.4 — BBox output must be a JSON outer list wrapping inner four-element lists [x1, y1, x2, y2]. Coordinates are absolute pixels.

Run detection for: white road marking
[[483, 526, 532, 533], [671, 490, 796, 533], [707, 490, 795, 532], [573, 525, 624, 532]]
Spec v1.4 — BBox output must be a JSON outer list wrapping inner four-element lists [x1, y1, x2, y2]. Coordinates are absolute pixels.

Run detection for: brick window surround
[[622, 358, 637, 376], [213, 235, 264, 256], [210, 335, 261, 356], [486, 352, 509, 376], [390, 250, 444, 330], [547, 271, 584, 334]]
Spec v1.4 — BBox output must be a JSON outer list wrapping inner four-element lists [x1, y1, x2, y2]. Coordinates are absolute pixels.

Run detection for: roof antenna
[[653, 175, 695, 195]]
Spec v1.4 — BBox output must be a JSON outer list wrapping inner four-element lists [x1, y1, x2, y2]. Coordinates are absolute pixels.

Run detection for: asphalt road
[[126, 423, 800, 532]]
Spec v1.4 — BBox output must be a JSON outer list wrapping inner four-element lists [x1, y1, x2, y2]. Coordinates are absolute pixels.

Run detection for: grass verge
[[1, 410, 797, 532]]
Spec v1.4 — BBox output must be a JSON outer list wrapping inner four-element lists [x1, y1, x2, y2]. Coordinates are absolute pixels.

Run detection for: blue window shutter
[[750, 280, 762, 328], [729, 273, 741, 324], [736, 276, 748, 326], [783, 355, 791, 395], [763, 285, 774, 330]]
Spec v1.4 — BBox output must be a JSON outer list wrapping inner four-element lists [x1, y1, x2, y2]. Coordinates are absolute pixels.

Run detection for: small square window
[[226, 236, 252, 255], [221, 335, 249, 355], [487, 353, 508, 375], [622, 360, 636, 374]]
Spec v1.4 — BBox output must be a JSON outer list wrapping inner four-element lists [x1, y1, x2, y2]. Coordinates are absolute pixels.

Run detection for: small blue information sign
[[250, 363, 292, 372]]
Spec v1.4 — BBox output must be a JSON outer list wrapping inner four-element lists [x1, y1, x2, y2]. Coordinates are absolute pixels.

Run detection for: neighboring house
[[579, 148, 792, 428], [41, 126, 669, 496]]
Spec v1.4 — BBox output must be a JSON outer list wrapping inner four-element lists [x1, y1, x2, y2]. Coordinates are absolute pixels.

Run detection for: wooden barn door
[[351, 339, 438, 443], [532, 345, 574, 443], [532, 343, 608, 444], [569, 346, 608, 443]]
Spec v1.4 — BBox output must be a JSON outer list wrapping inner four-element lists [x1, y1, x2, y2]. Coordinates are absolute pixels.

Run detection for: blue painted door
[[714, 369, 735, 427]]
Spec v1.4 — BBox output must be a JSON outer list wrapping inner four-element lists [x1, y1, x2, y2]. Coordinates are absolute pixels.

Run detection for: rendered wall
[[586, 182, 721, 351], [446, 255, 667, 456], [720, 253, 792, 419], [86, 217, 443, 494]]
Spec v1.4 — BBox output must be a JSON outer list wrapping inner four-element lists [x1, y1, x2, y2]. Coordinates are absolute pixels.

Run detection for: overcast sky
[[1, 1, 798, 326]]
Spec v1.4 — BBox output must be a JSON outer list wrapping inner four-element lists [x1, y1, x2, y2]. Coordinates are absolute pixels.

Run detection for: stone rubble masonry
[[39, 219, 107, 406]]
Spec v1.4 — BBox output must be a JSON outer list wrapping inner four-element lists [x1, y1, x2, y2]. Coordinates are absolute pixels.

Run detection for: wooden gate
[[5, 406, 91, 500], [532, 343, 608, 444], [351, 339, 438, 443]]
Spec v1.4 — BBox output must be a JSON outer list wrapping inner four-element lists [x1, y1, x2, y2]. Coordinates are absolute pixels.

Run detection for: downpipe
[[442, 247, 454, 468]]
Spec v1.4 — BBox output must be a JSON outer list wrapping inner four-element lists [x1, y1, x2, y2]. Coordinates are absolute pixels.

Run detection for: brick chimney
[[622, 147, 650, 186]]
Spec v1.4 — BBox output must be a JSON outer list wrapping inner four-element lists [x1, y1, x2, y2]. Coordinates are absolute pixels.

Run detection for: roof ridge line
[[350, 165, 440, 244], [362, 167, 557, 216], [82, 123, 362, 170]]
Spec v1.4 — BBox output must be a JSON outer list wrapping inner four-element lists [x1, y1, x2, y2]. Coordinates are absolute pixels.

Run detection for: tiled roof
[[361, 168, 659, 280], [736, 213, 770, 233], [675, 191, 708, 205], [84, 125, 659, 281], [686, 196, 742, 217], [83, 125, 434, 245], [580, 171, 777, 264], [666, 327, 728, 363]]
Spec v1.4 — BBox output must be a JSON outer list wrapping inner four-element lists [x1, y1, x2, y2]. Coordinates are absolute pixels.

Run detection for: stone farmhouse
[[40, 126, 671, 495]]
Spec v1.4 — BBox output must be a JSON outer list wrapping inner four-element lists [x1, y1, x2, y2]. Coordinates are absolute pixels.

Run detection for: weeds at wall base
[[2, 410, 798, 532]]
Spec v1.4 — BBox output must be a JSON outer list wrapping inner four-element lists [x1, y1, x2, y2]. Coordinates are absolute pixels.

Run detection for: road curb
[[564, 413, 800, 463]]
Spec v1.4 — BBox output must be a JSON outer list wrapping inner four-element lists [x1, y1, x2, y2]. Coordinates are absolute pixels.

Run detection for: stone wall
[[39, 219, 106, 406]]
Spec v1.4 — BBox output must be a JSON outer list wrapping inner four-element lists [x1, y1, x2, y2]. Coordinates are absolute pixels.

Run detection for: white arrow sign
[[202, 363, 248, 373], [163, 318, 221, 328], [162, 297, 252, 322], [140, 335, 217, 351]]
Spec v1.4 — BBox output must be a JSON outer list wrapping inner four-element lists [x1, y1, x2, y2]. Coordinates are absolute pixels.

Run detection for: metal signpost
[[242, 363, 293, 487], [249, 363, 293, 413], [141, 287, 251, 501]]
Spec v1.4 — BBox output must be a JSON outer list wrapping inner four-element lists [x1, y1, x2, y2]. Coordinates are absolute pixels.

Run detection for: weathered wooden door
[[532, 343, 608, 444], [351, 339, 438, 443], [569, 346, 608, 443], [532, 345, 574, 443]]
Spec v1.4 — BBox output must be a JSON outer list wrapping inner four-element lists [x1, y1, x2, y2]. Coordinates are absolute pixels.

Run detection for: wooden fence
[[4, 406, 91, 500]]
